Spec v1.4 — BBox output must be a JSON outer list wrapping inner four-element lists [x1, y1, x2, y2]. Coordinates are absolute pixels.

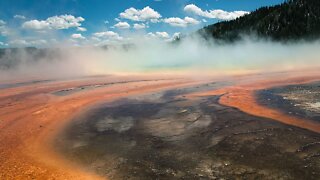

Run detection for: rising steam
[[1, 34, 320, 81]]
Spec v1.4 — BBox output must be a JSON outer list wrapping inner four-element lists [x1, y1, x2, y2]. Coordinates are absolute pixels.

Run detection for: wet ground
[[257, 81, 320, 122], [0, 80, 51, 89], [52, 79, 168, 96], [56, 83, 320, 179]]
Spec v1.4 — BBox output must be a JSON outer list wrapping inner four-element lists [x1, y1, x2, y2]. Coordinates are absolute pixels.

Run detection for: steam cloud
[[1, 35, 320, 81]]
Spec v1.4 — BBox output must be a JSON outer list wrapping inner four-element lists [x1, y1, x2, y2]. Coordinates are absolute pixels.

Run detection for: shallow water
[[56, 84, 320, 179], [257, 81, 320, 122]]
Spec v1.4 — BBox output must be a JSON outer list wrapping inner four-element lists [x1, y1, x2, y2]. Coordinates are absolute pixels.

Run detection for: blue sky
[[0, 0, 285, 48]]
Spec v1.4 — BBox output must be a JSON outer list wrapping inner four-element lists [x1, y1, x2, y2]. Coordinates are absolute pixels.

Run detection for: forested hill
[[198, 0, 320, 41]]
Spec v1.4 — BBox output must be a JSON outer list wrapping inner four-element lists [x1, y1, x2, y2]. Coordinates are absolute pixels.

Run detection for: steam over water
[[1, 35, 320, 81]]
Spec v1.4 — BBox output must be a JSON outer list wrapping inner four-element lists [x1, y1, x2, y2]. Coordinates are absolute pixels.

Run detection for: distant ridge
[[198, 0, 320, 41]]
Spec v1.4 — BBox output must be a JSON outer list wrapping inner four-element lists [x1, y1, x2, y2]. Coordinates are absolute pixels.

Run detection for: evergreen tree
[[198, 0, 320, 42]]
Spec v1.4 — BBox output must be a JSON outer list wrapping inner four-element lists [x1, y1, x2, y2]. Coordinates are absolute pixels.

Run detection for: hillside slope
[[199, 0, 320, 41]]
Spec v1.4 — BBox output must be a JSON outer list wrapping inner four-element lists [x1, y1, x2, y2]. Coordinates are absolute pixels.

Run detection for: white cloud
[[133, 23, 146, 30], [9, 39, 27, 46], [147, 32, 183, 42], [14, 15, 26, 19], [184, 4, 249, 21], [163, 17, 200, 27], [93, 31, 123, 41], [150, 19, 160, 23], [147, 32, 169, 39], [9, 39, 47, 47], [23, 20, 50, 30], [94, 31, 118, 38], [114, 21, 130, 29], [154, 32, 169, 39], [91, 31, 126, 46], [0, 20, 5, 26], [156, 32, 169, 39], [22, 15, 85, 30], [147, 32, 156, 38], [0, 41, 8, 46], [120, 6, 161, 22], [32, 39, 48, 45], [71, 33, 85, 39], [77, 27, 87, 32], [0, 20, 8, 36]]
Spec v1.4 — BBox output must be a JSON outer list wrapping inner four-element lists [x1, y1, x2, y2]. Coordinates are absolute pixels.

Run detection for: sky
[[0, 0, 285, 48]]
